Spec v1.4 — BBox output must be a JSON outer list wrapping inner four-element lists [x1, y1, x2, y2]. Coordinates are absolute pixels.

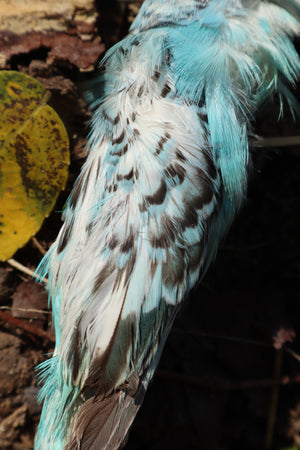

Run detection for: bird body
[[35, 1, 300, 448]]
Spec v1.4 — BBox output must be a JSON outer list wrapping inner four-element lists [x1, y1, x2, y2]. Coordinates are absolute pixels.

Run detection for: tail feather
[[66, 391, 140, 450]]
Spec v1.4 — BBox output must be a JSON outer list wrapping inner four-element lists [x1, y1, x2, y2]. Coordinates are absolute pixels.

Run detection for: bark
[[0, 0, 104, 70]]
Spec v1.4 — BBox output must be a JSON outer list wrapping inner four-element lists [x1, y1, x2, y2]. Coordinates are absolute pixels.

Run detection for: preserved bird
[[35, 0, 300, 448]]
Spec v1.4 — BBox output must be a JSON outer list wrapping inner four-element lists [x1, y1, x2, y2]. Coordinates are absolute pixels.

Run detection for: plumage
[[35, 1, 300, 449]]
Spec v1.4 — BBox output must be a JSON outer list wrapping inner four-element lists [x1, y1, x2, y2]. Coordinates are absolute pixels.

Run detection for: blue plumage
[[35, 1, 300, 449]]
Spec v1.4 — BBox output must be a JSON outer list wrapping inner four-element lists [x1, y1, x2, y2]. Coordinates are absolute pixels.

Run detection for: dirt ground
[[0, 2, 299, 449]]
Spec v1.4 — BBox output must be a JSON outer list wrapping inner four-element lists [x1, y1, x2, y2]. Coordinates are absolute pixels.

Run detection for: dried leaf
[[11, 280, 48, 324], [0, 404, 27, 443], [273, 327, 296, 350], [0, 70, 69, 261]]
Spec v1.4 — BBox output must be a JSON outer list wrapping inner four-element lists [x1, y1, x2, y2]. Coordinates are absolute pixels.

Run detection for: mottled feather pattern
[[35, 1, 300, 449]]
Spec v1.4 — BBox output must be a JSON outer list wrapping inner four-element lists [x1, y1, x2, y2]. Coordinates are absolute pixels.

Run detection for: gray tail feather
[[65, 388, 143, 450]]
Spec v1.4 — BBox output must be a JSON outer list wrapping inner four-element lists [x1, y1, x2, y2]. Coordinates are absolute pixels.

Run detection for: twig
[[265, 349, 283, 450], [7, 258, 47, 283], [258, 135, 300, 148], [0, 306, 51, 315], [173, 328, 271, 347], [220, 242, 270, 251], [174, 329, 300, 361], [31, 237, 47, 256], [157, 366, 299, 391], [284, 345, 300, 363], [7, 259, 36, 278], [0, 310, 54, 343]]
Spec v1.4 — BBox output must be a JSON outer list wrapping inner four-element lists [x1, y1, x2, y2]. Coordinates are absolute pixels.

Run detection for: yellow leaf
[[0, 71, 70, 261]]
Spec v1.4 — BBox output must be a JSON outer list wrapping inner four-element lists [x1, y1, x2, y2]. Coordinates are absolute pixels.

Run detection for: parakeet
[[35, 1, 300, 449]]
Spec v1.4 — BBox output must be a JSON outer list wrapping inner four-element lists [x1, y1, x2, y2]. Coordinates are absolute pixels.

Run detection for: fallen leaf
[[11, 280, 48, 327], [0, 70, 69, 261], [0, 404, 27, 443], [273, 326, 296, 350]]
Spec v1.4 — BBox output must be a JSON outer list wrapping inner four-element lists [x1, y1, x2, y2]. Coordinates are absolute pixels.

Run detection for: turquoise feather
[[35, 1, 300, 449]]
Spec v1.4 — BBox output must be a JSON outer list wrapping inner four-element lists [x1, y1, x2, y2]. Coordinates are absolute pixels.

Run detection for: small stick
[[174, 328, 271, 347], [265, 349, 283, 450], [0, 310, 55, 343], [0, 306, 51, 315], [157, 365, 299, 391], [7, 258, 47, 283], [259, 135, 300, 148], [284, 345, 300, 363], [32, 237, 47, 256]]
